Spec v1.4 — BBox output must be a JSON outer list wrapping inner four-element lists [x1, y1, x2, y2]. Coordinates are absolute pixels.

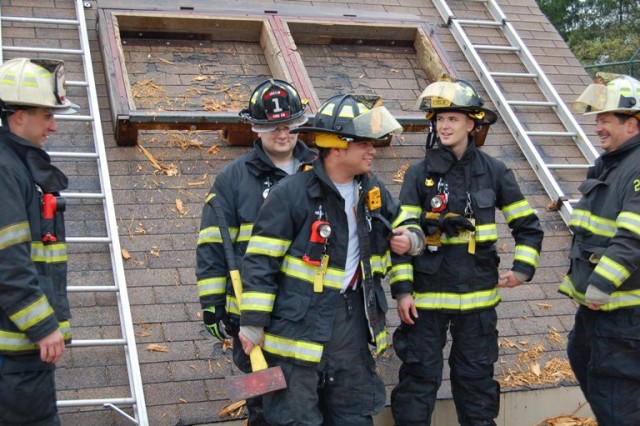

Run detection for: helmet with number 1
[[0, 57, 78, 114], [292, 94, 402, 148], [239, 79, 308, 132], [572, 73, 640, 119]]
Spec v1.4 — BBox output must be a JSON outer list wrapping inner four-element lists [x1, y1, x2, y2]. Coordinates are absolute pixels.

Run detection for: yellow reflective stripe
[[197, 225, 239, 245], [559, 275, 640, 311], [197, 276, 226, 297], [594, 256, 630, 288], [240, 291, 276, 313], [514, 244, 540, 267], [246, 235, 290, 257], [617, 211, 640, 236], [392, 205, 416, 228], [0, 222, 31, 250], [237, 224, 253, 242], [569, 209, 617, 238], [205, 193, 215, 204], [389, 263, 413, 285], [31, 242, 67, 263], [475, 223, 498, 242], [369, 252, 391, 275], [0, 320, 71, 353], [414, 289, 501, 311], [281, 255, 343, 290], [263, 333, 323, 363], [374, 329, 388, 354], [402, 205, 422, 219], [502, 199, 535, 223], [227, 295, 240, 316], [440, 234, 472, 245], [9, 295, 54, 331], [22, 73, 39, 88]]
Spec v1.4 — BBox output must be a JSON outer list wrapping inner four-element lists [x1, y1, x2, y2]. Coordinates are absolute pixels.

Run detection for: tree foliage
[[536, 0, 640, 77]]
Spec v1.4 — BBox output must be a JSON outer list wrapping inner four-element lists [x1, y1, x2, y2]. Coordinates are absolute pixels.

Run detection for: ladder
[[0, 1, 148, 424], [431, 0, 600, 226]]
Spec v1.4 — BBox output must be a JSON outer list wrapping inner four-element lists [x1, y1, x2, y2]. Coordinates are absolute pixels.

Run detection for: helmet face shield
[[351, 105, 402, 139], [573, 74, 640, 116]]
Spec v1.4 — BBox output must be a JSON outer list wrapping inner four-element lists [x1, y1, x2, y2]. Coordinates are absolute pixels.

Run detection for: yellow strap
[[314, 255, 329, 293]]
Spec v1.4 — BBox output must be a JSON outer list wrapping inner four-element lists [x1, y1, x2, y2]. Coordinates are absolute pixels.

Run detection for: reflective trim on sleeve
[[391, 205, 416, 228], [226, 295, 240, 316], [389, 263, 413, 285], [569, 209, 617, 238], [0, 320, 72, 353], [402, 205, 422, 219], [245, 235, 290, 257], [197, 276, 227, 298], [473, 223, 498, 243], [31, 242, 67, 263], [559, 275, 640, 310], [414, 289, 501, 311], [502, 199, 535, 224], [594, 255, 631, 288], [373, 329, 388, 354], [240, 291, 276, 313], [9, 294, 55, 331], [237, 224, 254, 243], [262, 333, 324, 363], [369, 252, 391, 275], [514, 244, 540, 268], [0, 222, 31, 250], [617, 211, 640, 236], [197, 225, 240, 245]]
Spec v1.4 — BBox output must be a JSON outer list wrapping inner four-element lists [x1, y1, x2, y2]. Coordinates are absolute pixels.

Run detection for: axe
[[210, 195, 286, 401]]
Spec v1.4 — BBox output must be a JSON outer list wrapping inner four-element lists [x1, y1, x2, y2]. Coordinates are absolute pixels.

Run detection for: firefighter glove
[[442, 215, 475, 237], [420, 213, 443, 236], [203, 306, 229, 341]]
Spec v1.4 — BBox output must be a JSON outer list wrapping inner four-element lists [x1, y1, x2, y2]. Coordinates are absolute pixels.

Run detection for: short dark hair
[[615, 113, 640, 131]]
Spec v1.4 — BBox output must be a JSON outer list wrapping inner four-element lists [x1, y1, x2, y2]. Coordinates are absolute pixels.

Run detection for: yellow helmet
[[0, 58, 78, 114], [572, 73, 640, 118]]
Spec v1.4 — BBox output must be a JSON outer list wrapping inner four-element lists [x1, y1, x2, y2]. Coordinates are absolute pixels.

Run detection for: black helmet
[[293, 94, 402, 148], [416, 75, 498, 127], [239, 79, 308, 132]]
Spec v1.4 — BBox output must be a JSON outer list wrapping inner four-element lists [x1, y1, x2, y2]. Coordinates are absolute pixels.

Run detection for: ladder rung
[[0, 16, 79, 26], [68, 338, 126, 347], [507, 100, 556, 107], [456, 18, 502, 27], [489, 71, 537, 78], [526, 131, 577, 137], [58, 398, 135, 408], [473, 44, 519, 52], [67, 285, 118, 292], [66, 80, 89, 87], [2, 46, 83, 55], [48, 151, 98, 159], [546, 164, 591, 170], [61, 192, 105, 199], [67, 236, 111, 243]]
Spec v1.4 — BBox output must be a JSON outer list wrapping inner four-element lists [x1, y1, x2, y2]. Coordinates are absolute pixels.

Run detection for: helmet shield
[[351, 105, 402, 139], [0, 58, 78, 114], [572, 74, 640, 116]]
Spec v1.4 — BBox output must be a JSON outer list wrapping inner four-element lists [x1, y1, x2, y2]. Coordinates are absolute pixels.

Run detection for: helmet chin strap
[[425, 120, 437, 150]]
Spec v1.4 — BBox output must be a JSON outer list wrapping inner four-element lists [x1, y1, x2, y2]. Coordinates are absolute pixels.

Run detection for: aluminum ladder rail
[[431, 0, 600, 226], [0, 1, 148, 424]]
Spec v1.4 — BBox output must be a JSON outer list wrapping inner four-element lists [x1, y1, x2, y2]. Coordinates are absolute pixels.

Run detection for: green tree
[[536, 0, 640, 78]]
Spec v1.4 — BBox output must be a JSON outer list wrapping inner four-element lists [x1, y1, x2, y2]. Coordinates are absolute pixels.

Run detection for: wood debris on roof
[[536, 415, 597, 426], [497, 339, 575, 388], [219, 399, 247, 419], [137, 144, 179, 176], [393, 163, 410, 183]]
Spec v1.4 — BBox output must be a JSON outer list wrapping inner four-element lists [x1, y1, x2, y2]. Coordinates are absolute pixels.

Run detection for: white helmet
[[0, 58, 78, 114], [572, 73, 640, 118]]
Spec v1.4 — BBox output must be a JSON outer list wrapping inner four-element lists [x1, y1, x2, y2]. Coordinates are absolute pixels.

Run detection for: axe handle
[[211, 195, 270, 373]]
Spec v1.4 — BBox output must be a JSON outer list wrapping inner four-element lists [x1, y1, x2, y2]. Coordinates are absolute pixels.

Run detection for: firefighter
[[237, 94, 425, 426], [196, 79, 316, 425], [0, 58, 78, 425], [390, 75, 544, 426], [561, 73, 640, 426]]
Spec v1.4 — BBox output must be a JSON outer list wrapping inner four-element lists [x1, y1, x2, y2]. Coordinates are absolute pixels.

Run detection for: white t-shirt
[[335, 180, 360, 291]]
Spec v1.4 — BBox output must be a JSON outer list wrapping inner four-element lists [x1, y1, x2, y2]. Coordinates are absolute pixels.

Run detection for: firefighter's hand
[[203, 306, 229, 341], [497, 270, 523, 288], [239, 326, 264, 355], [442, 215, 475, 237], [37, 329, 65, 364], [397, 293, 418, 325], [390, 227, 411, 255]]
